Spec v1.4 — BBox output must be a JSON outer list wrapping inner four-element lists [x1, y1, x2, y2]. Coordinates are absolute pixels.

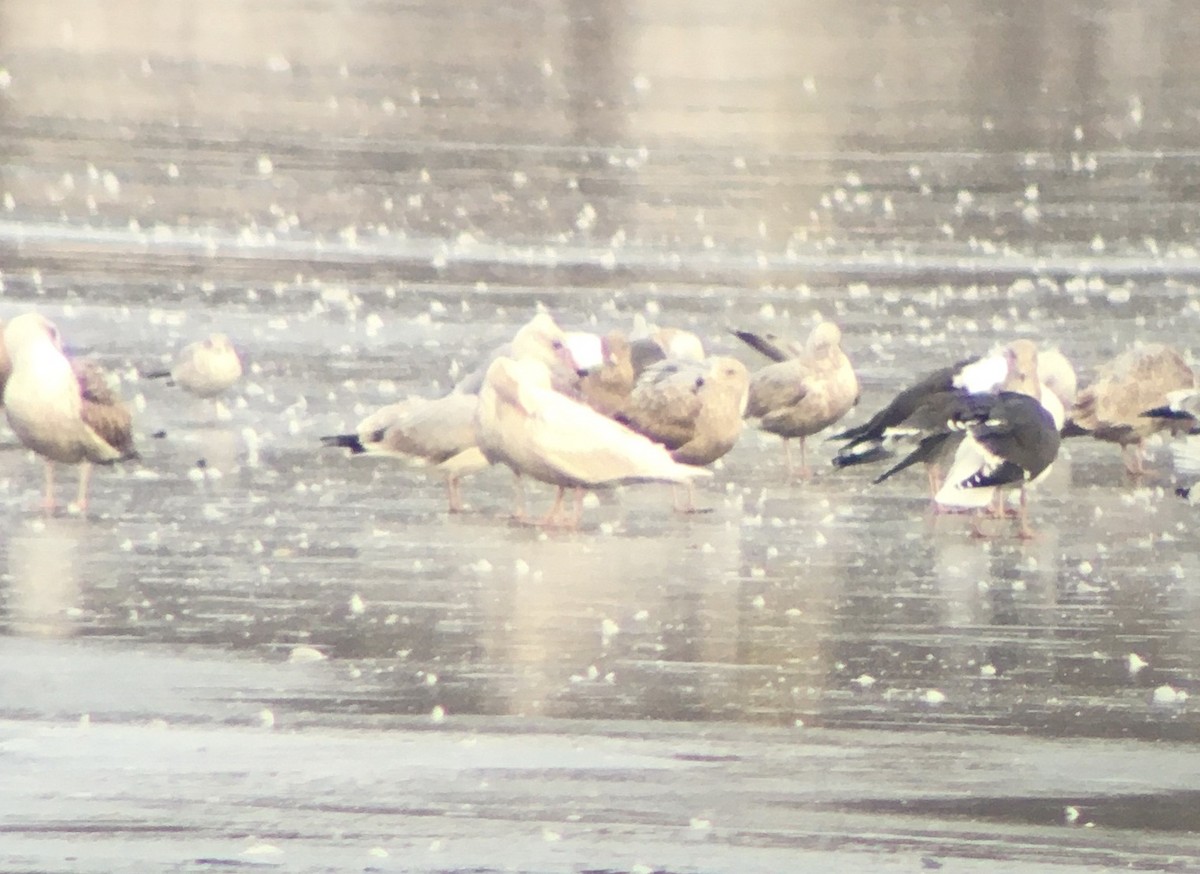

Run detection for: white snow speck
[[288, 645, 327, 664], [600, 618, 620, 641], [1153, 685, 1186, 705]]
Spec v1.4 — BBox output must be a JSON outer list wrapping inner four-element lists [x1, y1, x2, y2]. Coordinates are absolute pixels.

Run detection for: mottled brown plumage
[[1069, 344, 1197, 474], [619, 356, 750, 511], [742, 321, 859, 478], [621, 357, 749, 467], [578, 332, 636, 418], [74, 359, 137, 460]]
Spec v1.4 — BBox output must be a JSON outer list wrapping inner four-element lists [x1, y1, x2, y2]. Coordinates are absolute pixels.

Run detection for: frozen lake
[[2, 1, 1200, 871]]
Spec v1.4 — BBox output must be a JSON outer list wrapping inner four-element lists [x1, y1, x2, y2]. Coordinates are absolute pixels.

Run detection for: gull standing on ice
[[475, 355, 711, 527], [617, 356, 750, 511], [737, 321, 859, 479], [3, 313, 138, 512], [862, 345, 1075, 499], [322, 312, 597, 514], [931, 341, 1062, 538], [1066, 343, 1196, 476]]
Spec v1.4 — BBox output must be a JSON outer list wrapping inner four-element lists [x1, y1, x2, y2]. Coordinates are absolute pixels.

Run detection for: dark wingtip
[[1141, 405, 1190, 420], [1177, 487, 1192, 500], [143, 369, 172, 381], [320, 434, 366, 453], [730, 328, 789, 363], [832, 444, 893, 469], [1060, 420, 1091, 438], [827, 425, 864, 444]]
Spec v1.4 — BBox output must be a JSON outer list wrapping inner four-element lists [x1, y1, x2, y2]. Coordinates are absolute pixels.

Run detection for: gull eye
[[552, 340, 564, 350]]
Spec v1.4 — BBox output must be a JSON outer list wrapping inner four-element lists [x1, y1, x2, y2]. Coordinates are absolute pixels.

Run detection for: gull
[[862, 345, 1075, 499], [475, 355, 711, 528], [1141, 389, 1200, 499], [1141, 388, 1200, 431], [737, 321, 859, 478], [3, 313, 138, 512], [617, 356, 750, 511], [1066, 343, 1196, 475], [930, 341, 1062, 538], [577, 323, 708, 419], [578, 331, 636, 418], [448, 312, 595, 396], [145, 333, 243, 399], [322, 312, 593, 514], [320, 393, 486, 513]]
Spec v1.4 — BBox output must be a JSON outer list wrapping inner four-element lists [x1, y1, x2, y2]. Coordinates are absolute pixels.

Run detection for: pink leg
[[568, 487, 585, 528], [42, 462, 57, 513], [1016, 487, 1036, 540], [510, 472, 527, 521], [538, 486, 566, 528], [73, 462, 92, 513], [1123, 443, 1145, 477], [446, 475, 463, 513], [970, 510, 989, 539]]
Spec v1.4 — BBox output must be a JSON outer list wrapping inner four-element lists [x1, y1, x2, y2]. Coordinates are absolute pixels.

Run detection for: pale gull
[[3, 313, 138, 512]]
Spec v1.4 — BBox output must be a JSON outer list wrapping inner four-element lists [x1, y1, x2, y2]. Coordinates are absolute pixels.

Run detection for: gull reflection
[[6, 518, 85, 638]]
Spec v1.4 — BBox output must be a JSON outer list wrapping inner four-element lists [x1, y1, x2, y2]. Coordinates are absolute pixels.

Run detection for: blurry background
[[2, 2, 1200, 869]]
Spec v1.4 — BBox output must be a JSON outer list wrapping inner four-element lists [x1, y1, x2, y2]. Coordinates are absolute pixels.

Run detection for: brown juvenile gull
[[474, 355, 711, 528], [617, 356, 750, 511], [1066, 343, 1197, 475], [578, 331, 636, 418], [3, 312, 138, 512], [738, 321, 859, 479], [577, 324, 708, 419], [145, 332, 243, 399]]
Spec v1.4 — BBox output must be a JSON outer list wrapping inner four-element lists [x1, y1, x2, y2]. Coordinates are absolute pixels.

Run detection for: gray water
[[2, 2, 1200, 871]]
